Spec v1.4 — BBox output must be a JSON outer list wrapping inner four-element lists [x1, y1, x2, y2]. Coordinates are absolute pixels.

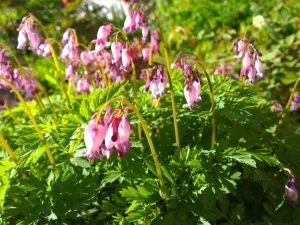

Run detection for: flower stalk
[[130, 60, 143, 147], [195, 62, 216, 148], [0, 76, 55, 166], [163, 48, 180, 150]]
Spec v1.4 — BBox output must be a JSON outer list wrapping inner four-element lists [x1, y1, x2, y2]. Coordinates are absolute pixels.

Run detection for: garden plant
[[0, 0, 300, 224]]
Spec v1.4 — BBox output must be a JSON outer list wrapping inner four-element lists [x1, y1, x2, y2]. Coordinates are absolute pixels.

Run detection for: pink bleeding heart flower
[[245, 65, 256, 83], [17, 29, 27, 49], [76, 78, 91, 94], [121, 48, 132, 68], [235, 39, 246, 59], [254, 54, 263, 78], [80, 50, 93, 65], [145, 66, 167, 99], [142, 47, 149, 61], [183, 79, 202, 110], [61, 28, 72, 45], [111, 42, 123, 63], [97, 24, 112, 41], [141, 24, 149, 41], [115, 114, 131, 157], [79, 117, 108, 161], [135, 11, 144, 28], [37, 40, 51, 57], [150, 30, 160, 54], [65, 64, 77, 84], [123, 11, 137, 32], [241, 51, 252, 76], [285, 177, 298, 203], [291, 92, 300, 111], [60, 37, 79, 63], [103, 117, 121, 158], [27, 31, 43, 51]]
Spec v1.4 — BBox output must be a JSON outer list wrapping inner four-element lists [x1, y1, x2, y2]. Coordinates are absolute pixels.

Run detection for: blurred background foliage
[[1, 0, 299, 103]]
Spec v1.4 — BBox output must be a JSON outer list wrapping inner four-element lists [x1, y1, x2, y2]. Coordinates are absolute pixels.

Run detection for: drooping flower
[[102, 112, 132, 158], [142, 47, 149, 61], [76, 78, 91, 94], [17, 29, 27, 49], [27, 31, 43, 51], [65, 64, 77, 84], [236, 42, 264, 83], [17, 15, 45, 53], [254, 53, 263, 78], [121, 48, 132, 68], [97, 23, 112, 41], [145, 65, 167, 99], [183, 78, 202, 110], [271, 102, 283, 112], [181, 61, 202, 109], [135, 11, 144, 28], [79, 117, 108, 161], [92, 24, 112, 54], [235, 39, 246, 59], [285, 177, 298, 203], [291, 92, 300, 111], [123, 11, 137, 32], [111, 42, 123, 64], [37, 40, 51, 57], [150, 30, 160, 54], [141, 24, 149, 41], [60, 35, 79, 63], [115, 114, 131, 157], [61, 28, 72, 45], [80, 50, 93, 65], [22, 74, 40, 100]]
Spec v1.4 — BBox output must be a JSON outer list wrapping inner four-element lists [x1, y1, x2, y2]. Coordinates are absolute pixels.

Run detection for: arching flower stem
[[163, 48, 180, 151], [96, 96, 168, 204], [195, 62, 216, 148]]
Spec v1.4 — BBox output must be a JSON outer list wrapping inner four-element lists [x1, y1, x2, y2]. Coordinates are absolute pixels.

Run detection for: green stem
[[273, 77, 300, 137], [130, 60, 143, 149], [163, 48, 180, 150], [196, 62, 216, 148], [0, 76, 55, 166], [121, 97, 168, 202], [0, 133, 18, 164]]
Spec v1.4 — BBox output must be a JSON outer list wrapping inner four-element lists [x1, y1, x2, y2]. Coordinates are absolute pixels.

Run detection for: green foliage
[[1, 0, 300, 224]]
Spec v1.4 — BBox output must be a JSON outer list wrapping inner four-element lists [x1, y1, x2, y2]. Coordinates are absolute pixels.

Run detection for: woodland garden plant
[[0, 1, 299, 224]]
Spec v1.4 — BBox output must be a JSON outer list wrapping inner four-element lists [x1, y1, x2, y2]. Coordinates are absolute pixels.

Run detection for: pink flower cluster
[[172, 58, 202, 110], [79, 107, 132, 161], [0, 47, 39, 100], [145, 65, 167, 100], [232, 39, 263, 83], [16, 7, 160, 99], [17, 15, 51, 57]]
